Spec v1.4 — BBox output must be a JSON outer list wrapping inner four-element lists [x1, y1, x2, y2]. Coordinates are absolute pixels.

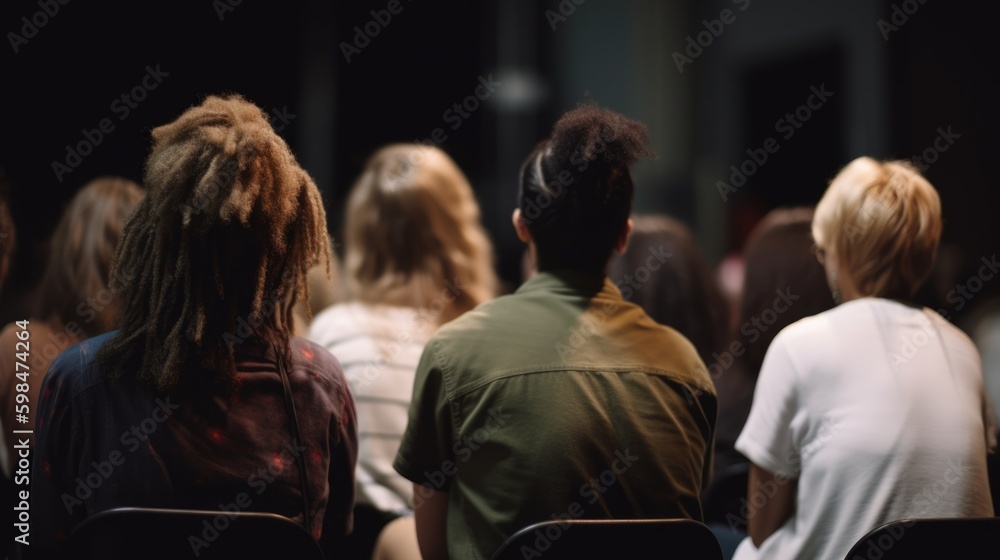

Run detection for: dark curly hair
[[518, 104, 653, 273]]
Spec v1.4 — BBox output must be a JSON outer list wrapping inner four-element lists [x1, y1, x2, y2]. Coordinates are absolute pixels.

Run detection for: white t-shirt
[[734, 298, 995, 560], [308, 302, 435, 513]]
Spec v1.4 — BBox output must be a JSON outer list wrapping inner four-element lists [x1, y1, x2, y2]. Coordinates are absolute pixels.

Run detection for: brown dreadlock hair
[[97, 94, 331, 391]]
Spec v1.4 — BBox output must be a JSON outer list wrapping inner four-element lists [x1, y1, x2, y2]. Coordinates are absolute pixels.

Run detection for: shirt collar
[[515, 268, 623, 300]]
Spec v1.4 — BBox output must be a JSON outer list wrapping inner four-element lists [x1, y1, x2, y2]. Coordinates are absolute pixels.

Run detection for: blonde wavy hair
[[813, 156, 942, 299], [344, 144, 496, 325]]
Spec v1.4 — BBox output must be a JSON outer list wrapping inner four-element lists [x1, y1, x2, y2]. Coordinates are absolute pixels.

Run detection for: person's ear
[[512, 208, 532, 244], [614, 218, 633, 254]]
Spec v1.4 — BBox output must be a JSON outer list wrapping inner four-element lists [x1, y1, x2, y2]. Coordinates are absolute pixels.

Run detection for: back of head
[[740, 207, 835, 376], [99, 94, 331, 390], [608, 215, 728, 368], [813, 157, 942, 299], [344, 144, 496, 324], [519, 105, 653, 273], [37, 177, 144, 337]]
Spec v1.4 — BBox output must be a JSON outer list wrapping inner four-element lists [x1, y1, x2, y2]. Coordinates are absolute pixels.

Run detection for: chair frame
[[491, 518, 723, 560], [60, 506, 325, 560], [843, 517, 1000, 560]]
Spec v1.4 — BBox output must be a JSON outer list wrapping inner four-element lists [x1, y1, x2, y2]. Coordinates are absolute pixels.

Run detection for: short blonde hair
[[344, 144, 496, 325], [813, 157, 942, 299]]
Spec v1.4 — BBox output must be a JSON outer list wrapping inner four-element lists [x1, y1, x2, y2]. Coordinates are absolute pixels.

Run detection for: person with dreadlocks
[[31, 95, 358, 555]]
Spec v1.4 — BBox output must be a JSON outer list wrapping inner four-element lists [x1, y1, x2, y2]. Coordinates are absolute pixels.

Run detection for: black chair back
[[60, 507, 324, 560], [702, 462, 749, 526], [490, 518, 723, 560], [843, 517, 1000, 560]]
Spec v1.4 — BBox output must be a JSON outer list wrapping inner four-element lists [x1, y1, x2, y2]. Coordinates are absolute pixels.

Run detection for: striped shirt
[[309, 302, 434, 513]]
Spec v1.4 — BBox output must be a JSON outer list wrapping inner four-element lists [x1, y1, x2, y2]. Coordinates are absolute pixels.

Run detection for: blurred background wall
[[1, 0, 996, 324]]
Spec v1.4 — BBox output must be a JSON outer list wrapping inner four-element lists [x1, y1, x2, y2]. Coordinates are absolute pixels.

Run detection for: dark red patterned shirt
[[31, 332, 358, 555]]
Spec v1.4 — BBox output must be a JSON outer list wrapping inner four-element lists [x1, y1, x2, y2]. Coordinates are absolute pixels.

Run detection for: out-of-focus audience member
[[0, 184, 14, 293], [733, 157, 996, 560], [391, 105, 716, 560], [960, 297, 1000, 515], [309, 143, 497, 559], [0, 179, 12, 558], [0, 177, 143, 476], [31, 95, 358, 556], [713, 207, 835, 476], [292, 242, 344, 337], [967, 302, 1000, 431], [702, 208, 836, 557], [608, 214, 729, 374]]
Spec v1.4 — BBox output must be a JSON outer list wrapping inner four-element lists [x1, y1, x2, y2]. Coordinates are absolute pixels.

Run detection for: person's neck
[[536, 265, 606, 279]]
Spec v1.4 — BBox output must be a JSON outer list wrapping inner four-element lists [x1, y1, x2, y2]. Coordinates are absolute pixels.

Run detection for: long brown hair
[[98, 95, 331, 390], [608, 215, 728, 369], [344, 144, 496, 325], [36, 176, 144, 337], [739, 207, 835, 376]]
